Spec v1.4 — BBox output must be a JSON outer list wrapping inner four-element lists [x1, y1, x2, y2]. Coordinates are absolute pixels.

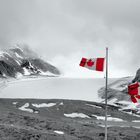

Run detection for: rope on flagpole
[[105, 47, 108, 140]]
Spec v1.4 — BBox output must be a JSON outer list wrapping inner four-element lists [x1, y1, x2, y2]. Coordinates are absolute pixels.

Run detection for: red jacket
[[128, 82, 140, 103]]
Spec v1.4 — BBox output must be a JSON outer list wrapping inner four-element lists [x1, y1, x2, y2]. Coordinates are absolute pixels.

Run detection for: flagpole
[[105, 47, 108, 140]]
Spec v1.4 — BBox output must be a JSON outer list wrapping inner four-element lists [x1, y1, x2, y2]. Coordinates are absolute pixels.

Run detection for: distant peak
[[0, 45, 61, 78]]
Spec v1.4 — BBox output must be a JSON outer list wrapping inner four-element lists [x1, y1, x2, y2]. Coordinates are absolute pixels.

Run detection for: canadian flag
[[79, 58, 105, 71], [128, 82, 140, 103]]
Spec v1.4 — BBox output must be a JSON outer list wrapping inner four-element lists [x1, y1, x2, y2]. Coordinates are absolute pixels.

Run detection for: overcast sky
[[0, 0, 139, 78]]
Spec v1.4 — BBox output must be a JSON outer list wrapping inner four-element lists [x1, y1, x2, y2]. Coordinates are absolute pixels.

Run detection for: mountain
[[0, 98, 140, 140], [0, 45, 60, 78], [98, 76, 140, 114]]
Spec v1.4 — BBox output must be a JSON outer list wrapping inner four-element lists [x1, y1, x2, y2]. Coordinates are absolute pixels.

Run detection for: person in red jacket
[[127, 68, 140, 103], [128, 82, 140, 103]]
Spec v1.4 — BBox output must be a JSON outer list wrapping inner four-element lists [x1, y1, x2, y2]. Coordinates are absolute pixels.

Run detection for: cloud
[[0, 0, 139, 77]]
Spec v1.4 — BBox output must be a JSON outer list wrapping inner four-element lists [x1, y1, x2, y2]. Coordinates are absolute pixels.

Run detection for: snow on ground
[[32, 103, 56, 108], [119, 102, 139, 110], [23, 68, 30, 75], [132, 126, 140, 129], [64, 113, 90, 118], [92, 114, 124, 122], [34, 111, 39, 114], [12, 102, 18, 105], [15, 52, 23, 59], [107, 98, 118, 106], [120, 110, 140, 117], [86, 104, 102, 109], [18, 103, 33, 113], [16, 72, 23, 79], [117, 100, 131, 106], [54, 130, 64, 135], [109, 77, 131, 91], [15, 60, 21, 65], [107, 117, 124, 122], [0, 78, 106, 101], [98, 125, 140, 129], [132, 120, 140, 122], [59, 102, 64, 105], [40, 71, 57, 76], [107, 98, 140, 111]]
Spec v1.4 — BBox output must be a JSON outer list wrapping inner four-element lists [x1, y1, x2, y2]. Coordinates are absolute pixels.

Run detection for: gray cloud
[[0, 0, 140, 77]]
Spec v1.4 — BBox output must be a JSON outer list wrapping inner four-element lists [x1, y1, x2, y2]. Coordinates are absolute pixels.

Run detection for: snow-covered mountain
[[98, 76, 140, 114], [0, 45, 60, 78]]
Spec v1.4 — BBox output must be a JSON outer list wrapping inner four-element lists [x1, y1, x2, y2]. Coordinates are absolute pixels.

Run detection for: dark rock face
[[29, 58, 60, 75], [0, 46, 60, 78], [0, 61, 17, 77], [98, 77, 131, 101], [132, 68, 140, 83], [98, 75, 140, 115]]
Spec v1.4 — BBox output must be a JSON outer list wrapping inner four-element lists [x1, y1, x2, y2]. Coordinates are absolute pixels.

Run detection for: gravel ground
[[0, 99, 140, 140]]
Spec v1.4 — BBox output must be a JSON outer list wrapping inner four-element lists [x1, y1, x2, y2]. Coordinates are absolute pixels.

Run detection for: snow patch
[[92, 114, 124, 122], [54, 130, 64, 135], [132, 120, 140, 122], [18, 103, 33, 113], [119, 102, 139, 110], [23, 68, 30, 75], [15, 52, 23, 59], [32, 103, 56, 108], [0, 51, 4, 57], [16, 72, 23, 79], [34, 111, 39, 114], [132, 126, 140, 129], [120, 110, 140, 117], [12, 102, 18, 105], [109, 78, 130, 91], [107, 98, 118, 106], [16, 46, 24, 52], [59, 102, 64, 105], [40, 71, 56, 76], [15, 60, 21, 65], [64, 113, 90, 118]]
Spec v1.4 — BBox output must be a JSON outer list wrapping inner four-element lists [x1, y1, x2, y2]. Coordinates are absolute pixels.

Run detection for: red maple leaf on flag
[[87, 59, 94, 66]]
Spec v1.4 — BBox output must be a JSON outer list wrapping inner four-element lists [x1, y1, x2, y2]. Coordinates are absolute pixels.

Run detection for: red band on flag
[[96, 58, 105, 71], [79, 58, 87, 67]]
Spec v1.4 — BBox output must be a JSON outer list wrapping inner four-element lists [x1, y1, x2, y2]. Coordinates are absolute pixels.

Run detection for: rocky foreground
[[0, 99, 140, 140]]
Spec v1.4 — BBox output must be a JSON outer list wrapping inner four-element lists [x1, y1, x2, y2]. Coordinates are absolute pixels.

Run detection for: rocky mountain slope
[[98, 76, 140, 114], [0, 45, 60, 78], [0, 98, 140, 140]]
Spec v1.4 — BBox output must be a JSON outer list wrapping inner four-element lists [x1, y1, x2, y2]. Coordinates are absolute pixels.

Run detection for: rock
[[132, 68, 140, 83]]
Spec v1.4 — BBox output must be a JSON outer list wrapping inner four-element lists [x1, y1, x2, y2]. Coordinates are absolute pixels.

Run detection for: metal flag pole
[[105, 47, 108, 140]]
